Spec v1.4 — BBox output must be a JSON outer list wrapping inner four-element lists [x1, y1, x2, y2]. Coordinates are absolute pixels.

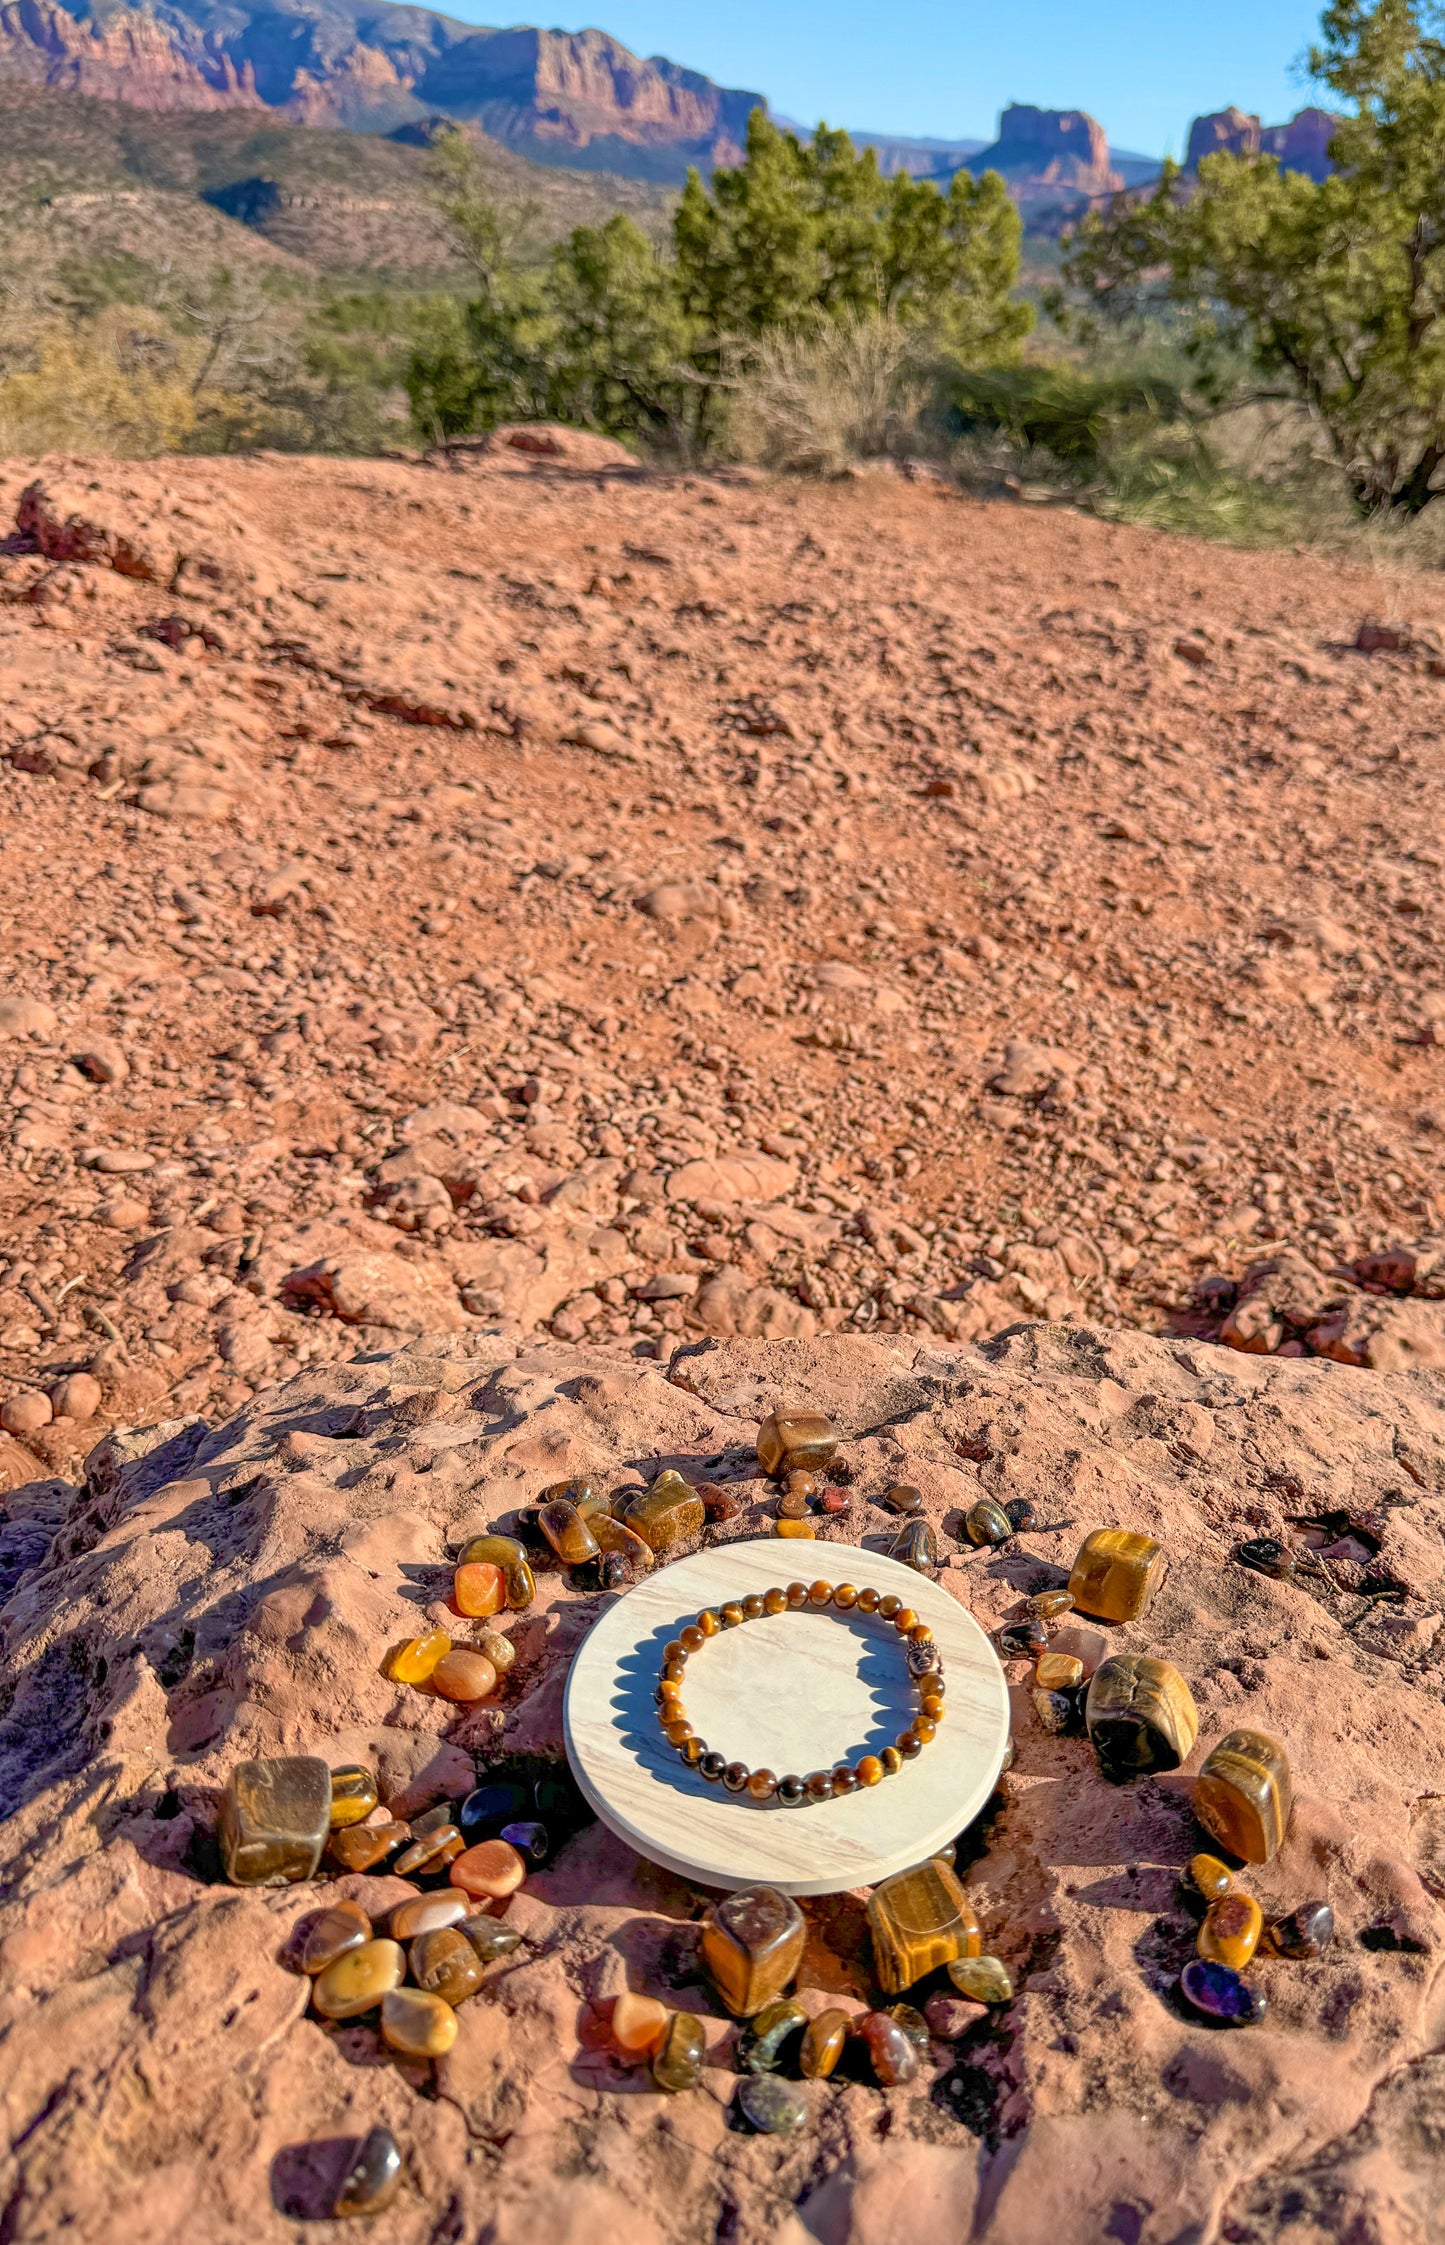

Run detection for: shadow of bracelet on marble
[[655, 1577, 945, 1806]]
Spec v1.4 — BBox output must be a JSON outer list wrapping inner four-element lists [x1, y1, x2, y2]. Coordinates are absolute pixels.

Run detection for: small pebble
[[49, 1372, 102, 1422], [1236, 1537, 1294, 1579], [430, 1649, 498, 1704], [395, 1824, 463, 1877], [1028, 1589, 1075, 1620], [332, 2125, 403, 2219], [328, 1820, 409, 1873], [612, 1990, 669, 2056], [1179, 1958, 1267, 2025], [1031, 1687, 1077, 1735], [886, 2002, 931, 2055], [799, 2008, 850, 2079], [380, 1987, 458, 2058], [1035, 1653, 1084, 1690], [0, 1391, 51, 1436], [1004, 1499, 1036, 1532], [965, 1499, 1013, 1548], [499, 1819, 549, 1865], [409, 1926, 484, 2006], [924, 1992, 988, 2039], [652, 2010, 707, 2092], [997, 1617, 1048, 1658], [459, 1915, 523, 1964], [883, 1484, 924, 1515], [449, 1838, 526, 1900], [818, 1487, 852, 1515], [890, 1518, 938, 1574], [453, 1562, 505, 1618], [1264, 1900, 1334, 1959], [300, 1901, 372, 1975], [777, 1489, 811, 1520], [329, 1767, 380, 1829], [698, 1482, 745, 1522], [390, 1630, 451, 1686], [1198, 1893, 1264, 1971], [948, 1955, 1013, 2004], [1181, 1854, 1234, 1910], [859, 2009, 919, 2085], [311, 1938, 405, 2020], [775, 1519, 816, 1539], [478, 1630, 516, 1675], [736, 2075, 809, 2134], [390, 1894, 467, 1941]]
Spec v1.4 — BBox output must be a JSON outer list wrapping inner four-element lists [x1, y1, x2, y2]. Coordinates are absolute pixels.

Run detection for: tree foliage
[[414, 115, 1030, 455], [1065, 0, 1445, 512]]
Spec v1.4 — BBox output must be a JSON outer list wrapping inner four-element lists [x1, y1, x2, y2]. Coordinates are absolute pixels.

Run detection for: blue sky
[[482, 2, 1330, 157]]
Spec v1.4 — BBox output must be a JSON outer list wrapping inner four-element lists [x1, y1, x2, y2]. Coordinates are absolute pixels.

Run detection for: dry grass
[[726, 312, 927, 475]]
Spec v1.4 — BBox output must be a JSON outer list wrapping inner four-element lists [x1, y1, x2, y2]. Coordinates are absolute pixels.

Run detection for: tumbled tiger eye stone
[[736, 2076, 809, 2134], [333, 2124, 403, 2220], [1264, 1900, 1334, 1959], [459, 1915, 524, 1964], [1179, 1958, 1267, 2026], [381, 1986, 458, 2058], [757, 1410, 837, 1477], [326, 1767, 380, 1831], [450, 1838, 525, 1900], [220, 1755, 331, 1886], [456, 1533, 535, 1609], [1193, 1729, 1292, 1865], [884, 1483, 924, 1515], [537, 1499, 600, 1567], [410, 1925, 484, 2006], [541, 1476, 599, 1512], [891, 1519, 939, 1574], [867, 1858, 982, 1995], [1029, 1588, 1075, 1621], [887, 2002, 931, 2056], [453, 1561, 505, 1618], [777, 1488, 811, 1520], [776, 1519, 816, 1539], [613, 1990, 670, 2056], [1035, 1653, 1084, 1690], [948, 1955, 1013, 2004], [1085, 1655, 1199, 1781], [1198, 1892, 1263, 1972], [1067, 1528, 1166, 1623], [624, 1473, 705, 1554], [965, 1499, 1013, 1548], [391, 1630, 452, 1686], [301, 1901, 373, 1975], [396, 1823, 464, 1877], [701, 1885, 806, 2017], [652, 2009, 707, 2092], [860, 2009, 919, 2085], [1183, 1853, 1234, 1907], [590, 1515, 654, 1572], [800, 2008, 851, 2079], [328, 1818, 410, 1873], [431, 1650, 498, 1704], [390, 1894, 467, 1940], [312, 1937, 405, 2019], [739, 1997, 807, 2073]]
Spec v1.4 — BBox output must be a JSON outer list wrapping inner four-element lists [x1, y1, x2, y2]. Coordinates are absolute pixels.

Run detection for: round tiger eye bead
[[878, 1594, 902, 1621], [896, 1729, 923, 1757], [680, 1625, 706, 1653], [777, 1775, 807, 1807], [742, 1594, 766, 1621], [907, 1622, 933, 1645], [913, 1715, 938, 1743], [856, 1755, 884, 1787], [763, 1587, 788, 1614], [699, 1752, 727, 1782], [808, 1580, 833, 1606], [680, 1738, 706, 1766], [785, 1582, 809, 1608], [893, 1608, 920, 1634], [805, 1770, 833, 1800], [696, 1609, 721, 1636], [832, 1766, 859, 1795], [855, 1587, 881, 1613], [921, 1693, 945, 1722], [723, 1761, 751, 1793], [664, 1720, 695, 1748], [663, 1640, 687, 1665], [748, 1768, 779, 1801], [720, 1603, 745, 1629], [881, 1746, 903, 1774], [833, 1583, 859, 1608], [662, 1660, 687, 1684]]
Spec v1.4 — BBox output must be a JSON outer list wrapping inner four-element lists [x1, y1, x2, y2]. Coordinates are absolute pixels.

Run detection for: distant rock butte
[[968, 103, 1123, 201], [1186, 104, 1342, 182]]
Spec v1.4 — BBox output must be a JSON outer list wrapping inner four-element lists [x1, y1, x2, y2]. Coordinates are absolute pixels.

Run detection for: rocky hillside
[[1, 1321, 1442, 2241], [1185, 105, 1342, 181], [0, 0, 765, 177]]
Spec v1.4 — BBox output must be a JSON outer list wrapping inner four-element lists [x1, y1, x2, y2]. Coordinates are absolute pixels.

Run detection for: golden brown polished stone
[[333, 2126, 402, 2220], [380, 1987, 458, 2058], [409, 1926, 484, 2006], [449, 1838, 526, 1900], [652, 2010, 707, 2092], [395, 1824, 464, 1876], [220, 1756, 331, 1886], [455, 1533, 536, 1609], [701, 1885, 806, 2017], [311, 1938, 405, 2019], [799, 2009, 850, 2079], [1197, 1892, 1264, 1971], [623, 1472, 705, 1553], [590, 1515, 654, 1570], [1185, 1853, 1234, 1905], [948, 1954, 1013, 2003], [1085, 1655, 1199, 1779], [390, 1894, 467, 1940], [390, 1629, 451, 1685], [1193, 1729, 1292, 1864], [300, 1901, 372, 1975], [867, 1858, 982, 1995], [1035, 1653, 1084, 1690], [612, 1990, 669, 2055], [327, 1766, 380, 1829], [1067, 1528, 1166, 1622], [1029, 1589, 1075, 1620], [756, 1411, 838, 1477], [459, 1915, 523, 1964], [326, 1819, 409, 1874], [478, 1629, 516, 1675], [453, 1561, 505, 1618], [430, 1649, 498, 1703], [537, 1498, 600, 1566], [775, 1520, 816, 1539]]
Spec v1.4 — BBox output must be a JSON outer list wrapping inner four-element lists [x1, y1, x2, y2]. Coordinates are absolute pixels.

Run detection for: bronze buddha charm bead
[[656, 1580, 943, 1801]]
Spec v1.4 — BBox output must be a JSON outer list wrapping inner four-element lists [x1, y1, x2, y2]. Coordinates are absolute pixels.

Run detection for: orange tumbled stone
[[449, 1838, 526, 1901], [430, 1650, 498, 1704], [612, 1991, 670, 2056], [453, 1562, 504, 1619], [390, 1629, 451, 1685]]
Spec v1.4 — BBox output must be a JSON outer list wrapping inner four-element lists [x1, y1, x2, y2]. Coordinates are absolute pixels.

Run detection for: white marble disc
[[562, 1536, 1010, 1895]]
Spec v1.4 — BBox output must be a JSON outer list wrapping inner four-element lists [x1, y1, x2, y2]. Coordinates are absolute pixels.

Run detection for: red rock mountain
[[0, 0, 258, 109], [969, 104, 1122, 197], [1185, 104, 1342, 181]]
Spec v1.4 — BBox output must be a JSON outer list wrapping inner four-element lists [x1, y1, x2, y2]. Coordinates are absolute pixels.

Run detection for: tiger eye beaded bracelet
[[654, 1579, 945, 1806]]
